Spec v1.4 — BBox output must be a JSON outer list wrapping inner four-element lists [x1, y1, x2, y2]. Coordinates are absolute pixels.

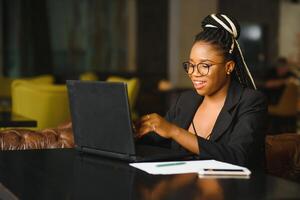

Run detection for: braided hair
[[194, 13, 256, 89]]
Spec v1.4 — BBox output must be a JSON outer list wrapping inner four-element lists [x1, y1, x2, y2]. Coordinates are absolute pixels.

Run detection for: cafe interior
[[0, 0, 300, 199]]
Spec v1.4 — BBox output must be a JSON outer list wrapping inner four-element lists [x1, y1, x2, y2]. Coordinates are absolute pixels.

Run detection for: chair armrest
[[266, 133, 300, 182]]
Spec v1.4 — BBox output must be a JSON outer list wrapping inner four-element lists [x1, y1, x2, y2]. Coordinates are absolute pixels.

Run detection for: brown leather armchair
[[266, 133, 300, 182], [0, 122, 74, 150]]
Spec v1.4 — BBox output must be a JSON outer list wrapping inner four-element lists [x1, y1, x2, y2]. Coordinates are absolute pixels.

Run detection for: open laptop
[[67, 80, 192, 162]]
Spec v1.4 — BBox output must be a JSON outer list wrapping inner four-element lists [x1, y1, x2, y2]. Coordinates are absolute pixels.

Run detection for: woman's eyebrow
[[189, 58, 214, 63]]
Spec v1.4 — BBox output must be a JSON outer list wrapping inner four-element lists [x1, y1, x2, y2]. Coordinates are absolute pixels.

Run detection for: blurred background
[[0, 0, 300, 134]]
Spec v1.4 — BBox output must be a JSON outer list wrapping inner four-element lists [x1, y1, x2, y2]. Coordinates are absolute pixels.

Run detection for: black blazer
[[143, 80, 268, 168]]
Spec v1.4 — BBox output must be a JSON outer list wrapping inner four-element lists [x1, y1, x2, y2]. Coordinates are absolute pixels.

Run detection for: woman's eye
[[201, 63, 211, 68]]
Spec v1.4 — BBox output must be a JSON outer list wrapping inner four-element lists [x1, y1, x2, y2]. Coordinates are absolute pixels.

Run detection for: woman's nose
[[191, 68, 203, 76]]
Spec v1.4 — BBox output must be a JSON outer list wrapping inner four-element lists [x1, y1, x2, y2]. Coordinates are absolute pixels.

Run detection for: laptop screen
[[67, 80, 136, 155]]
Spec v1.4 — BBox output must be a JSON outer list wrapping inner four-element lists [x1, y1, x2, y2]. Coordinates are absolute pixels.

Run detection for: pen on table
[[156, 162, 186, 167], [203, 168, 244, 172]]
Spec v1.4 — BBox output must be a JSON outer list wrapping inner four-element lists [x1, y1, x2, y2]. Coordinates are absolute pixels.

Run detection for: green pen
[[156, 162, 186, 167]]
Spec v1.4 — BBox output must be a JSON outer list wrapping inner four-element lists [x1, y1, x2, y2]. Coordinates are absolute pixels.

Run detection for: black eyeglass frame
[[182, 61, 224, 76]]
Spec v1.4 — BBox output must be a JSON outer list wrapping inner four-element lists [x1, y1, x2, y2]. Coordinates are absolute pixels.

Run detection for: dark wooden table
[[0, 111, 37, 128], [0, 149, 299, 199]]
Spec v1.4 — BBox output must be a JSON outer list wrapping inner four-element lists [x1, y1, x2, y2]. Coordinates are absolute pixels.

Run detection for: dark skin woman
[[136, 14, 267, 168]]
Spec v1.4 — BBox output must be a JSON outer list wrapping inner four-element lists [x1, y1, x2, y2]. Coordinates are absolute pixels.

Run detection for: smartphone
[[198, 168, 251, 177]]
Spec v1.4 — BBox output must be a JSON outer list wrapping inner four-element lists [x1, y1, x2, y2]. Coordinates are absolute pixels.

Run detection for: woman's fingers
[[136, 113, 175, 139], [139, 114, 154, 124], [136, 125, 151, 138], [134, 113, 164, 139], [136, 121, 158, 136]]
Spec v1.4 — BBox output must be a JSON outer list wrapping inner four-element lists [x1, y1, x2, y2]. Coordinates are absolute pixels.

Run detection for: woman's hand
[[135, 113, 200, 154], [135, 113, 178, 139]]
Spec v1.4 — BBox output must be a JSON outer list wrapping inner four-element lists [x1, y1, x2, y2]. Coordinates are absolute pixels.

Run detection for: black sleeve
[[197, 91, 267, 168]]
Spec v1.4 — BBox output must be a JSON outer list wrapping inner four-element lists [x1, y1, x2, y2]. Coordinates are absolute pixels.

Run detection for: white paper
[[129, 160, 251, 176]]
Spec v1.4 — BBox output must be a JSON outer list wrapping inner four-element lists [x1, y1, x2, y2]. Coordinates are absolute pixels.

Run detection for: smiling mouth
[[193, 80, 207, 89]]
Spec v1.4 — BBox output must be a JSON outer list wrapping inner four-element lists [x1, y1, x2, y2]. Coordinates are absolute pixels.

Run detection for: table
[[0, 111, 37, 128], [0, 149, 299, 200]]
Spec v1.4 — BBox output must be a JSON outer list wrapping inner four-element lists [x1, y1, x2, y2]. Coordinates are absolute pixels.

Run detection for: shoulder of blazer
[[221, 80, 266, 113], [238, 87, 268, 111], [209, 81, 267, 141]]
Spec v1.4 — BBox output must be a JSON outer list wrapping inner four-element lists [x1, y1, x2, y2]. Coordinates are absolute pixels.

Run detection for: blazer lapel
[[210, 81, 244, 141]]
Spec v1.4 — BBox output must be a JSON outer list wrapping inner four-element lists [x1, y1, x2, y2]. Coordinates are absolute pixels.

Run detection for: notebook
[[67, 80, 192, 162], [130, 159, 251, 178]]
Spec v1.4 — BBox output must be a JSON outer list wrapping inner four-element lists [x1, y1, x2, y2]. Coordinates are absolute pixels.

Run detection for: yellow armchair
[[11, 80, 70, 130], [26, 74, 54, 84], [0, 74, 54, 99], [79, 72, 99, 81]]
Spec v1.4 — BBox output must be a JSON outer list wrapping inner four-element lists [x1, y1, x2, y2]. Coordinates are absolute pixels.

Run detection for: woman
[[136, 14, 267, 168]]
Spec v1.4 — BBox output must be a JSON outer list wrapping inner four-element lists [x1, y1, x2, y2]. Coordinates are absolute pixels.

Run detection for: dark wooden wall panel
[[137, 0, 168, 78], [218, 0, 279, 64]]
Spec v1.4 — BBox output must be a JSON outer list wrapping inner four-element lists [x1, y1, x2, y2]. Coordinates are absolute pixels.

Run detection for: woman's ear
[[225, 60, 235, 75]]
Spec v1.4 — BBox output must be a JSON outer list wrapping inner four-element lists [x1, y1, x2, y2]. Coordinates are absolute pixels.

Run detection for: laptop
[[67, 80, 192, 162]]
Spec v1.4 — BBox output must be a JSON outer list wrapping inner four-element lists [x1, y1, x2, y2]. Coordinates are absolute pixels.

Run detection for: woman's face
[[188, 41, 234, 96]]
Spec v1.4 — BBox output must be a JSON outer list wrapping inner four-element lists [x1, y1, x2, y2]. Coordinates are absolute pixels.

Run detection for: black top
[[143, 80, 268, 168]]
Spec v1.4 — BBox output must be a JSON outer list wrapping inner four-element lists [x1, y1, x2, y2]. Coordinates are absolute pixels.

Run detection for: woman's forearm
[[170, 126, 200, 154]]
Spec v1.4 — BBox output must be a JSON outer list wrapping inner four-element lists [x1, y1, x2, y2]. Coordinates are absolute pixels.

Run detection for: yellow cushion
[[11, 80, 70, 130]]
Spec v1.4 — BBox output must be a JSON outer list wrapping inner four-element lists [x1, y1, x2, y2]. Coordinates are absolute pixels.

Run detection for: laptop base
[[77, 145, 194, 162]]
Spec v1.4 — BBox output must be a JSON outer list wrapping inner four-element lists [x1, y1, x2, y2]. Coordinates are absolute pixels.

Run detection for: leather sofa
[[0, 122, 74, 150], [0, 124, 299, 182]]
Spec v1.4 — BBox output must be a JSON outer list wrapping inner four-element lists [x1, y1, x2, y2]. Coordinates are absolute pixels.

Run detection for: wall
[[219, 0, 279, 66], [279, 1, 300, 63], [168, 0, 218, 88], [137, 0, 168, 77], [127, 0, 136, 72]]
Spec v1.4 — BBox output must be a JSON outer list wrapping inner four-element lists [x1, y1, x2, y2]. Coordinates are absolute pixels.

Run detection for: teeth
[[195, 81, 205, 84]]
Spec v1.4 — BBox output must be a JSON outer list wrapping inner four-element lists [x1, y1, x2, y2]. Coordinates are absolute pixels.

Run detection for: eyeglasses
[[182, 61, 224, 76]]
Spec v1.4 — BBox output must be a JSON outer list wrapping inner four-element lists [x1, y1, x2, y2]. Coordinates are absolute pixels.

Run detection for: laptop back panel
[[67, 80, 136, 156]]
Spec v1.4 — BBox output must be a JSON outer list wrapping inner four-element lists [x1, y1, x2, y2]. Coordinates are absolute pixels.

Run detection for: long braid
[[232, 45, 248, 87], [194, 13, 256, 89]]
